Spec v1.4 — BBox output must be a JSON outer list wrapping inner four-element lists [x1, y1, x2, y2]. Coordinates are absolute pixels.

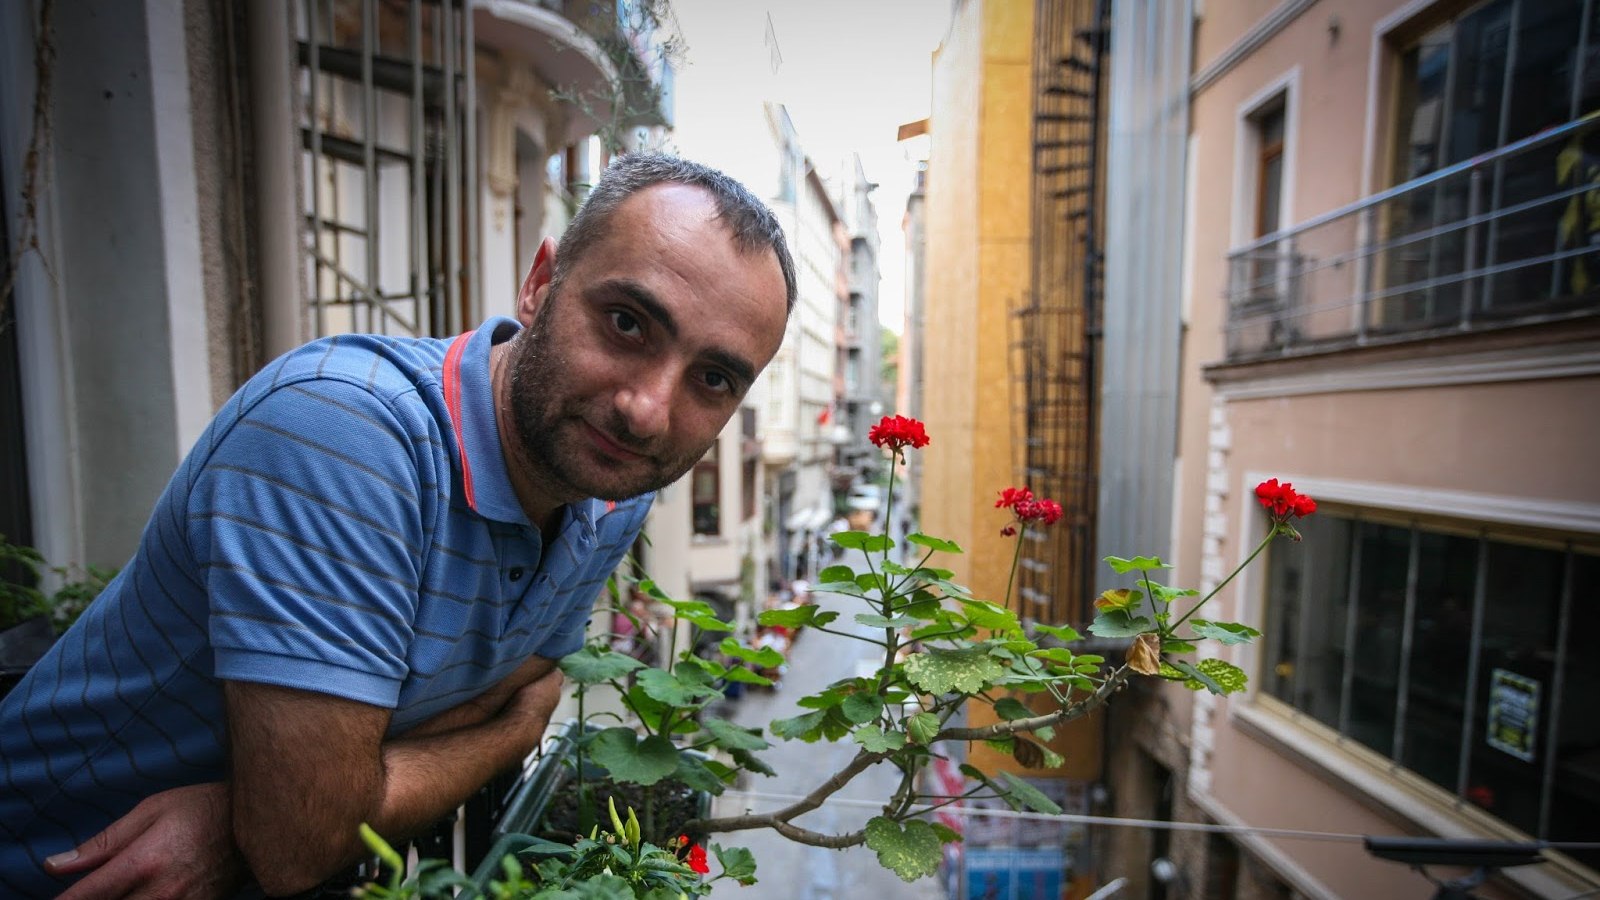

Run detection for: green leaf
[[997, 772, 1062, 814], [1136, 579, 1199, 602], [797, 685, 850, 709], [957, 599, 1021, 633], [903, 648, 1005, 694], [701, 717, 769, 751], [833, 531, 894, 553], [730, 746, 776, 778], [864, 817, 942, 882], [1033, 623, 1080, 643], [906, 712, 940, 744], [898, 595, 946, 620], [930, 822, 962, 845], [587, 729, 679, 785], [1177, 657, 1249, 694], [857, 613, 920, 629], [558, 646, 645, 685], [712, 844, 758, 885], [1189, 620, 1263, 646], [1087, 610, 1154, 638], [906, 532, 963, 554], [722, 666, 774, 686], [673, 753, 728, 794], [852, 724, 907, 753], [818, 564, 856, 583], [1161, 639, 1197, 654], [636, 668, 719, 706], [770, 710, 827, 741], [841, 692, 885, 724], [1104, 555, 1170, 574], [719, 637, 785, 668], [677, 653, 728, 680], [992, 697, 1032, 721], [758, 605, 820, 628]]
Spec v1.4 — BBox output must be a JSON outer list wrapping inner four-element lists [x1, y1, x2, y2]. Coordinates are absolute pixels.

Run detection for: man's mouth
[[583, 421, 648, 461]]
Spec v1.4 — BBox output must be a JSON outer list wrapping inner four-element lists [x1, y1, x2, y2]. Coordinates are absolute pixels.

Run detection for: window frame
[[1235, 472, 1600, 866]]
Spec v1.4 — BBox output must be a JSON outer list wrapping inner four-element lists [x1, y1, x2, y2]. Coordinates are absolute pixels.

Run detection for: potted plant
[[356, 415, 1316, 895], [0, 536, 114, 700]]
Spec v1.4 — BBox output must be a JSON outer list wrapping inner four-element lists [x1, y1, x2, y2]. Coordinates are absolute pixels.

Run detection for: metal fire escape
[[1010, 0, 1108, 627]]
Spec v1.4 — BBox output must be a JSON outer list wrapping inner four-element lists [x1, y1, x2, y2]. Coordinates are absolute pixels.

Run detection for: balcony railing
[[1226, 112, 1600, 359]]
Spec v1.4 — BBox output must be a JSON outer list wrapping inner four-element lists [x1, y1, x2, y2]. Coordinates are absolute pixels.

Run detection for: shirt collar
[[445, 317, 611, 534]]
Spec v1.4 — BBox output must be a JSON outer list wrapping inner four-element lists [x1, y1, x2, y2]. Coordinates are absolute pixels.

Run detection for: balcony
[[1226, 113, 1600, 361]]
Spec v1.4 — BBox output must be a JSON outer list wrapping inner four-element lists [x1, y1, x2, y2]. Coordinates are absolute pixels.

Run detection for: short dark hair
[[554, 154, 797, 314]]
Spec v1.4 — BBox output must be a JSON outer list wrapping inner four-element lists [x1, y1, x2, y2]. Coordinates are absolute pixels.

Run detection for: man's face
[[505, 184, 788, 507]]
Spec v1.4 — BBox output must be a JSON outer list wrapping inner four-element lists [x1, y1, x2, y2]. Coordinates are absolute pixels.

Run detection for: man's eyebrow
[[605, 279, 757, 389], [610, 279, 678, 339], [705, 348, 756, 391]]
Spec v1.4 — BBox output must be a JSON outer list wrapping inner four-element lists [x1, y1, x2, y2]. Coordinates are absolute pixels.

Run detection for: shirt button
[[508, 567, 525, 582]]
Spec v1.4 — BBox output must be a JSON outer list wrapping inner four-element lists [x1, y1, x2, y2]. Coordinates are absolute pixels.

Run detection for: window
[[691, 443, 720, 536], [1263, 510, 1599, 864], [1384, 0, 1600, 325], [1254, 105, 1285, 240]]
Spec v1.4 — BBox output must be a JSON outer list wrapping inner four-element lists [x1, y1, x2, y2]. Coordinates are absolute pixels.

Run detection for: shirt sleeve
[[190, 378, 433, 708]]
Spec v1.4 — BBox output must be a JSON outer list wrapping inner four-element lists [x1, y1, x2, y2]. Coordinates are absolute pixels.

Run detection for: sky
[[672, 0, 952, 334]]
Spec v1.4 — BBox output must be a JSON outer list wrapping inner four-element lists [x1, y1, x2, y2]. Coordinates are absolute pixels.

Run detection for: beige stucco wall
[[1174, 2, 1600, 897]]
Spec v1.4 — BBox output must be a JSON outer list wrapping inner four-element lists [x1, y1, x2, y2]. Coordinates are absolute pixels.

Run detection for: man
[[0, 154, 795, 898]]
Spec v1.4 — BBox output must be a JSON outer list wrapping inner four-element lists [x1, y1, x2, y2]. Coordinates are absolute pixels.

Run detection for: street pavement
[[706, 541, 948, 899]]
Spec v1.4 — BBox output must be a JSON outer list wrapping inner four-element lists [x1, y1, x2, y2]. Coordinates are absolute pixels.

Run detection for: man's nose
[[616, 367, 674, 441]]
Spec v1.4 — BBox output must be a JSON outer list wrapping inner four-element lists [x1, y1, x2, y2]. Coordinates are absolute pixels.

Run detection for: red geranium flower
[[687, 842, 710, 875], [995, 487, 1034, 509], [1015, 498, 1064, 526], [867, 415, 930, 451], [1255, 479, 1316, 522]]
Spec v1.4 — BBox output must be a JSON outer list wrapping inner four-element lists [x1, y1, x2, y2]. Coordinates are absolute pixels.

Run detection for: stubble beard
[[505, 296, 713, 503]]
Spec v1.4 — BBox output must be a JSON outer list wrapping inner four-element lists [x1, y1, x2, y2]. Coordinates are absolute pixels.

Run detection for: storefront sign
[[1486, 668, 1539, 762]]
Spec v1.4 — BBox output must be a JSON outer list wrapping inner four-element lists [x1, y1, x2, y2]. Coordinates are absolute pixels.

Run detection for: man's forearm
[[367, 685, 553, 839], [228, 669, 561, 896]]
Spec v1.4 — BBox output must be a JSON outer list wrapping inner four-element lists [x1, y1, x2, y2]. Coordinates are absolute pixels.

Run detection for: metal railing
[[1226, 112, 1600, 359]]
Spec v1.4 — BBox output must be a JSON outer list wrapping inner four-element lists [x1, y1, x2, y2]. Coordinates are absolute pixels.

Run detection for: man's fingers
[[49, 848, 145, 900], [44, 806, 147, 875]]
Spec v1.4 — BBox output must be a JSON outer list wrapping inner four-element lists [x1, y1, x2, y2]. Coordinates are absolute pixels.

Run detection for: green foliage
[[903, 648, 1005, 694], [863, 817, 942, 882], [0, 535, 114, 635]]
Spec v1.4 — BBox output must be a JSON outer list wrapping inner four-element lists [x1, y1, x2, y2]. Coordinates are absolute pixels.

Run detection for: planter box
[[471, 720, 713, 890], [0, 616, 54, 702]]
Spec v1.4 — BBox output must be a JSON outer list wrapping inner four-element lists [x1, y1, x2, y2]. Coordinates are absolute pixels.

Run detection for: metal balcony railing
[[1225, 112, 1600, 359]]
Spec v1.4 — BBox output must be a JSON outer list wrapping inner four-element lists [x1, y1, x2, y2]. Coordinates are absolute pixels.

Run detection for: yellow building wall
[[922, 0, 1032, 603], [923, 0, 1107, 792]]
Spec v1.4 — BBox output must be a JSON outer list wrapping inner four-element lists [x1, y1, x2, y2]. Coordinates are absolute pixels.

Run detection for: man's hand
[[406, 655, 559, 738], [46, 782, 243, 900]]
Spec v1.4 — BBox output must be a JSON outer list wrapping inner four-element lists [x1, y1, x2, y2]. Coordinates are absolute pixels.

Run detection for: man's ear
[[516, 237, 558, 327]]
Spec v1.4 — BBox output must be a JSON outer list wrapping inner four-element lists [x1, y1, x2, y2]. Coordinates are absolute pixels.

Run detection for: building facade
[[0, 0, 667, 582], [1099, 1, 1600, 897]]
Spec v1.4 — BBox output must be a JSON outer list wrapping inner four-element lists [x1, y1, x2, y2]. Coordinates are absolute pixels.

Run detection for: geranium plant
[[359, 416, 1313, 893]]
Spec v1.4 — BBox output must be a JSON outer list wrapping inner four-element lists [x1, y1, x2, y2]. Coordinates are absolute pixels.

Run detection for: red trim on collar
[[442, 331, 476, 510]]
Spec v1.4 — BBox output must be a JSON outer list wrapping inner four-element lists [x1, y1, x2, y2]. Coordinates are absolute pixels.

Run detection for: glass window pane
[[1550, 551, 1600, 868], [1348, 523, 1412, 757], [1265, 513, 1353, 729], [1445, 0, 1513, 165], [1399, 532, 1479, 791], [1486, 0, 1584, 312], [1464, 539, 1563, 835]]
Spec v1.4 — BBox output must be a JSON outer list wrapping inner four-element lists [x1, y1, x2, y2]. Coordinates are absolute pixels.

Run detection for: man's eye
[[609, 310, 642, 338], [703, 371, 734, 394]]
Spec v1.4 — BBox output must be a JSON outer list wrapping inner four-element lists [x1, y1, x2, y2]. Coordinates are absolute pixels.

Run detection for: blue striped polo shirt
[[0, 317, 651, 895]]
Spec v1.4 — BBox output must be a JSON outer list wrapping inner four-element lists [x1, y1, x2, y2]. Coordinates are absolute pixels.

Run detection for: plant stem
[[1002, 528, 1024, 612], [1169, 529, 1277, 633]]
